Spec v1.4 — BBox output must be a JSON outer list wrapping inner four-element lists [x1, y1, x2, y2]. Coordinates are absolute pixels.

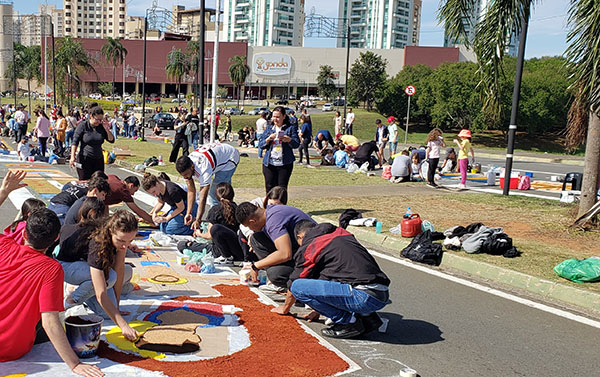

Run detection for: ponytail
[[215, 182, 236, 226]]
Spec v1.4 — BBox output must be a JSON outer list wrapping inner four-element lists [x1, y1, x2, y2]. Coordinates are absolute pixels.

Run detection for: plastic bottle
[[404, 207, 412, 218]]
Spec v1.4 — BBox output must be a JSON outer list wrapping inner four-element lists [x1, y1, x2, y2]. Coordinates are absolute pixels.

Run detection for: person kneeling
[[271, 221, 391, 339]]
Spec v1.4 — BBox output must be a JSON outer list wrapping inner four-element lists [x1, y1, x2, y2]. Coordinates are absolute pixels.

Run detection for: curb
[[471, 151, 584, 167], [312, 215, 600, 314], [113, 158, 187, 184]]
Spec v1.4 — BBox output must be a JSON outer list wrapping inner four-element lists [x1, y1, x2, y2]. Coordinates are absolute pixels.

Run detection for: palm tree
[[165, 48, 191, 106], [22, 46, 42, 111], [186, 40, 202, 108], [54, 36, 96, 104], [101, 37, 128, 98], [438, 0, 600, 216], [228, 55, 250, 109]]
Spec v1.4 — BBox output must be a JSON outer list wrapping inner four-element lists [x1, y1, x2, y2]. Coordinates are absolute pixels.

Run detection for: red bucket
[[401, 214, 422, 238]]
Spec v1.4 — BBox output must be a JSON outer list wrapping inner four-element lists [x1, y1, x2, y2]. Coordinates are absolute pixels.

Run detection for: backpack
[[401, 230, 443, 266], [517, 175, 530, 190], [144, 156, 159, 167]]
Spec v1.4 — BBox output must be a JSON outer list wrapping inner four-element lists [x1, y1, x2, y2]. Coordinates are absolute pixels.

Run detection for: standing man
[[345, 108, 355, 135], [186, 107, 200, 149], [176, 142, 240, 229], [255, 111, 267, 158], [14, 104, 29, 143], [127, 112, 137, 138], [374, 119, 389, 168], [387, 116, 398, 159]]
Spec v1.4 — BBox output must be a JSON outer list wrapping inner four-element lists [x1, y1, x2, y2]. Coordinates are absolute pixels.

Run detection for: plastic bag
[[201, 254, 216, 273], [346, 163, 359, 173], [553, 258, 600, 283], [359, 162, 369, 173]]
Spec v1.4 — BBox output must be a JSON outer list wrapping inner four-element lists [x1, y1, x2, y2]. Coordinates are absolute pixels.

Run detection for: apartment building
[[63, 0, 127, 39], [337, 0, 422, 49], [223, 0, 305, 46]]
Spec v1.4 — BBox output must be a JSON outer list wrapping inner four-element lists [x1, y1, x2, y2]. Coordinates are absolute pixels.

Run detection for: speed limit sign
[[405, 85, 416, 96]]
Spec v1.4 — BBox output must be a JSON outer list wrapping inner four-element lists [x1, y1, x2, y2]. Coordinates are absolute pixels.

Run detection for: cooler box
[[500, 177, 519, 189]]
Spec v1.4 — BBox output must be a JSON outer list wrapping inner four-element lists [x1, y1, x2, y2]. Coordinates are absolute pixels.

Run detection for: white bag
[[346, 163, 359, 173]]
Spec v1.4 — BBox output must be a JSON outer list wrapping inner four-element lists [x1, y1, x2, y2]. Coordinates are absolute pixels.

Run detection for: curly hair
[[215, 182, 236, 226], [142, 172, 160, 191], [91, 210, 138, 278], [426, 128, 443, 143]]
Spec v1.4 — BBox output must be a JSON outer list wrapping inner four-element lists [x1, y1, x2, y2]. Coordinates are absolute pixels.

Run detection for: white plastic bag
[[346, 163, 359, 173], [359, 162, 369, 173]]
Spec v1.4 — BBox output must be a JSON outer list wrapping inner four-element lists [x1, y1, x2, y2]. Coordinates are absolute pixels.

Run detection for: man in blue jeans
[[270, 221, 391, 339]]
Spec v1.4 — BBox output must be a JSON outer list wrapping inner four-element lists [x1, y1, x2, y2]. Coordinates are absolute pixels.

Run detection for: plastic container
[[401, 214, 422, 238], [499, 177, 519, 189], [403, 207, 412, 219], [486, 170, 496, 186], [64, 314, 104, 358], [376, 221, 383, 233]]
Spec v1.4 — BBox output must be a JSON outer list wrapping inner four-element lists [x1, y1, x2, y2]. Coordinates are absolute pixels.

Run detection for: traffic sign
[[405, 85, 416, 96]]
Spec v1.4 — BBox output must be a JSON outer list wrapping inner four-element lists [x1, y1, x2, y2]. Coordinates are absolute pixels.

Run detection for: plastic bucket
[[64, 314, 104, 358]]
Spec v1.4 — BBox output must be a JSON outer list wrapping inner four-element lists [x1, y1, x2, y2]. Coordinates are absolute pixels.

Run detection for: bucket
[[499, 177, 519, 190], [64, 314, 104, 358], [401, 214, 422, 238]]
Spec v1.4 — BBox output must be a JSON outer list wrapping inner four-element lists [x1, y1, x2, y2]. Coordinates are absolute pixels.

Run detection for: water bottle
[[404, 207, 412, 219]]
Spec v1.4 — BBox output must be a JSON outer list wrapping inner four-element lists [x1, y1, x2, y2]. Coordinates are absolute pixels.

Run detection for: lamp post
[[141, 15, 148, 141]]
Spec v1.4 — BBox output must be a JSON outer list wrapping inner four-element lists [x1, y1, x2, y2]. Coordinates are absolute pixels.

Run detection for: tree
[[438, 0, 600, 216], [98, 82, 113, 96], [54, 36, 96, 104], [317, 65, 337, 101], [22, 45, 42, 111], [165, 48, 191, 106], [101, 37, 128, 97], [186, 40, 202, 108], [228, 55, 250, 109], [4, 43, 28, 104], [347, 51, 387, 110]]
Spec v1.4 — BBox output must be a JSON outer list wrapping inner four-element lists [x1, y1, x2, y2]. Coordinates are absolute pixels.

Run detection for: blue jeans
[[291, 279, 388, 324], [192, 131, 199, 149], [160, 201, 197, 235], [47, 202, 71, 225], [207, 168, 236, 206], [256, 133, 264, 157], [65, 129, 74, 148]]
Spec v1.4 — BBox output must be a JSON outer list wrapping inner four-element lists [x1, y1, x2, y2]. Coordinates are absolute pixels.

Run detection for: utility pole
[[51, 19, 56, 106], [141, 16, 148, 141], [209, 0, 221, 143], [199, 0, 205, 145]]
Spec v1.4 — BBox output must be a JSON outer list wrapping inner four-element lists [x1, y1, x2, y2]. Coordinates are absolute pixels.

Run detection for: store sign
[[253, 53, 292, 76]]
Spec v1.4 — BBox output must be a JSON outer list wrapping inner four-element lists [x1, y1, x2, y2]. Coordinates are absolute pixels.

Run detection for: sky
[[22, 0, 569, 58]]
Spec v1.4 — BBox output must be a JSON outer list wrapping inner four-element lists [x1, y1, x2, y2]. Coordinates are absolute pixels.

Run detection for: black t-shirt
[[72, 120, 110, 159], [64, 196, 87, 225], [50, 182, 88, 206], [206, 202, 239, 232], [57, 223, 95, 262], [355, 141, 378, 161], [158, 181, 186, 208], [87, 239, 108, 271]]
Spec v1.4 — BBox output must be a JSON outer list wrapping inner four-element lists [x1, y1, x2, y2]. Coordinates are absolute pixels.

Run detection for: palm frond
[[438, 0, 478, 47]]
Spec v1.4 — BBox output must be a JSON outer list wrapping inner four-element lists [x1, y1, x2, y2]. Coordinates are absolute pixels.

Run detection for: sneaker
[[458, 183, 467, 190], [305, 164, 315, 169], [321, 320, 365, 339], [214, 256, 234, 265], [356, 312, 383, 333], [258, 282, 287, 293], [426, 182, 438, 188]]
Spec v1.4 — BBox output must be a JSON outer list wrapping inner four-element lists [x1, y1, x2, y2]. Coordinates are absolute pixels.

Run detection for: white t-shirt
[[14, 110, 26, 125], [256, 118, 267, 134], [268, 126, 284, 166], [388, 124, 398, 142], [189, 142, 240, 187], [346, 112, 355, 125], [17, 142, 29, 160], [427, 137, 444, 159]]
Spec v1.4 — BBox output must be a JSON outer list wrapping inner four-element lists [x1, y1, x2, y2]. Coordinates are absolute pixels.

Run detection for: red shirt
[[104, 174, 134, 206], [0, 235, 64, 361]]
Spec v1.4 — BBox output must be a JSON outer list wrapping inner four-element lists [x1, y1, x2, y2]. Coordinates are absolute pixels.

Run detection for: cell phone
[[278, 131, 285, 139]]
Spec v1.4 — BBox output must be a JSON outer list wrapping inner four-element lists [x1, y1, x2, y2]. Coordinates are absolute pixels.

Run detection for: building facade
[[443, 0, 519, 56], [223, 0, 305, 47], [338, 0, 422, 49], [63, 0, 127, 39]]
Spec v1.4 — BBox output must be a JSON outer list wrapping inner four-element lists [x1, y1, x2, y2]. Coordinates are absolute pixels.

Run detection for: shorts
[[388, 142, 398, 152], [377, 142, 387, 150]]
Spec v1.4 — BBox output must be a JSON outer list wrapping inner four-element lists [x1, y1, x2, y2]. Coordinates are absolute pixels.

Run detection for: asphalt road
[[0, 157, 598, 377]]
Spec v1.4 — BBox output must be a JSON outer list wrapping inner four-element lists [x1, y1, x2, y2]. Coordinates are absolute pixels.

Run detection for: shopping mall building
[[68, 38, 474, 99]]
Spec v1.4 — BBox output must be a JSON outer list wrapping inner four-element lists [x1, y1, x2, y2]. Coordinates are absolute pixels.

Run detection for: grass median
[[288, 193, 600, 294]]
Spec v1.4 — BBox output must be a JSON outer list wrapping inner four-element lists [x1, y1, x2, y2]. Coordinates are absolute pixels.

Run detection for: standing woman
[[33, 109, 51, 157], [425, 128, 445, 188], [65, 109, 77, 148], [70, 106, 115, 180], [258, 105, 300, 193], [334, 111, 343, 137], [142, 172, 196, 235], [55, 110, 67, 156], [298, 110, 312, 165]]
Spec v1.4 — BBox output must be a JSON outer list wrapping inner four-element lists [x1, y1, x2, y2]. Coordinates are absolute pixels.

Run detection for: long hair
[[263, 186, 288, 208], [74, 197, 108, 255], [215, 182, 236, 226], [426, 128, 443, 143], [272, 106, 290, 127], [91, 210, 138, 277], [10, 198, 45, 232]]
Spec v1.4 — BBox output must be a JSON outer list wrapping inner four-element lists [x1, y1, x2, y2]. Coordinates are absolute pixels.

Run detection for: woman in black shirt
[[70, 106, 115, 180], [142, 173, 196, 235]]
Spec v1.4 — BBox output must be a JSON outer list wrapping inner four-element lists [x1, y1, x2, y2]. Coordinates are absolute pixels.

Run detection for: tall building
[[223, 0, 305, 46], [443, 0, 519, 56], [337, 0, 422, 49], [63, 0, 127, 39]]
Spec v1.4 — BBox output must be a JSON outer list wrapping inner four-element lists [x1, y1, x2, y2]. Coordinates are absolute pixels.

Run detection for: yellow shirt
[[458, 139, 471, 160], [341, 135, 359, 147]]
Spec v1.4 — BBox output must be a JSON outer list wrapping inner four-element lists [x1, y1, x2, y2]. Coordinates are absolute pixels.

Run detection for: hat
[[458, 129, 472, 138], [387, 116, 396, 123]]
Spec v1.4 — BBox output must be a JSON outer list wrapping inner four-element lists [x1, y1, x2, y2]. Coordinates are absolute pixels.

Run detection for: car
[[224, 107, 241, 115], [322, 103, 333, 111], [248, 107, 270, 116], [171, 98, 188, 103], [289, 94, 297, 100], [332, 98, 345, 106], [104, 95, 122, 101], [276, 99, 288, 105], [168, 93, 176, 99], [148, 112, 176, 130], [89, 93, 102, 100]]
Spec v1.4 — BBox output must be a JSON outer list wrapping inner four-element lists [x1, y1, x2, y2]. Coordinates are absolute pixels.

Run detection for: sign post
[[404, 85, 416, 145]]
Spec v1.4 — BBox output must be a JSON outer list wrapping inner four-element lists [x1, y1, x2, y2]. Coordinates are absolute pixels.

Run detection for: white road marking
[[8, 187, 35, 210], [47, 180, 64, 190], [369, 250, 600, 329], [133, 190, 172, 212]]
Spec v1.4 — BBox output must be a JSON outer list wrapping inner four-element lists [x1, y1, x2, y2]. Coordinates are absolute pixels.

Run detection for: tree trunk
[[112, 66, 116, 98], [237, 85, 240, 109], [578, 111, 600, 217], [177, 79, 181, 106], [27, 80, 31, 113]]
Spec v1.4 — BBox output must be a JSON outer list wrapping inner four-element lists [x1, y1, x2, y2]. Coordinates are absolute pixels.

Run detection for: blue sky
[[22, 0, 569, 58]]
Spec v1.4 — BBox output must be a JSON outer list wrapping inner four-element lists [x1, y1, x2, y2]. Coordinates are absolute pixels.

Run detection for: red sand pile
[[98, 284, 349, 377]]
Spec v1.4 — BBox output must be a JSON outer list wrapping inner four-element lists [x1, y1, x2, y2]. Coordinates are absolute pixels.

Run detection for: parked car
[[148, 112, 176, 130], [89, 93, 102, 100], [224, 107, 241, 115], [322, 103, 333, 111], [168, 93, 176, 99], [332, 98, 345, 106], [248, 107, 270, 116], [171, 98, 188, 103], [276, 99, 289, 105], [105, 95, 122, 101]]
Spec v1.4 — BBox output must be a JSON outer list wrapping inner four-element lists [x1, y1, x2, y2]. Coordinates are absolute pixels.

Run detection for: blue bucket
[[65, 314, 104, 358]]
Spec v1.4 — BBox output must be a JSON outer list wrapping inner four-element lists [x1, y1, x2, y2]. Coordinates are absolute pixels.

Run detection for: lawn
[[288, 193, 600, 293]]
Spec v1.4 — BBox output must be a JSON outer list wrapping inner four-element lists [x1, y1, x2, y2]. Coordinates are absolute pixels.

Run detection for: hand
[[1, 170, 27, 194], [184, 214, 193, 225], [128, 244, 142, 255], [191, 220, 201, 230], [280, 135, 291, 143], [453, 139, 459, 144], [271, 305, 289, 315], [267, 133, 276, 142], [153, 215, 167, 224], [69, 158, 75, 169], [102, 119, 111, 133], [249, 268, 258, 283], [72, 363, 104, 377], [121, 324, 139, 341], [303, 310, 320, 323]]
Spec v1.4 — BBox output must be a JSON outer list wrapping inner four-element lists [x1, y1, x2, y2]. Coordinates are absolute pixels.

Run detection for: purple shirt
[[264, 205, 315, 251]]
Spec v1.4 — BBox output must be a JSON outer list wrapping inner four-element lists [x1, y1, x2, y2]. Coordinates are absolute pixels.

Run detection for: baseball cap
[[387, 116, 396, 123]]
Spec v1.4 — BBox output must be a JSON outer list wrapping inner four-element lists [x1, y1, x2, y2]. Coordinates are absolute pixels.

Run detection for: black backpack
[[401, 230, 443, 266], [144, 156, 159, 167]]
